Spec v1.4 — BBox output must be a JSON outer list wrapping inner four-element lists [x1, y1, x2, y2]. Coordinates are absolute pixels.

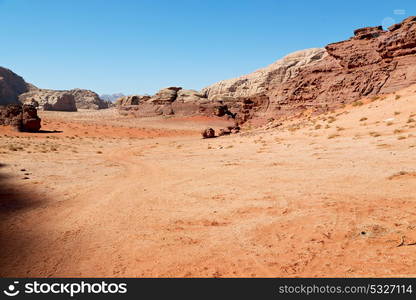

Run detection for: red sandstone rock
[[116, 17, 416, 125], [0, 104, 41, 132], [22, 105, 41, 132], [264, 16, 416, 119]]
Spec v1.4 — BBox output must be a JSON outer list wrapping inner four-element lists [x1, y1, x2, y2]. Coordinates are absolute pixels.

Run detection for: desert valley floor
[[1, 85, 416, 277]]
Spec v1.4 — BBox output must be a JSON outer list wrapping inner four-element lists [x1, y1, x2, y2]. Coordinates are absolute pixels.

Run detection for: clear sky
[[0, 0, 414, 95]]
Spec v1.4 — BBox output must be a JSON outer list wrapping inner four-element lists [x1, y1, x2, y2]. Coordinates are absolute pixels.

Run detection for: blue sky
[[0, 0, 414, 95]]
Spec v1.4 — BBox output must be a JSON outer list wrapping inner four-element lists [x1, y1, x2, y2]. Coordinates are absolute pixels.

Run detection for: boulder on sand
[[22, 105, 41, 132], [201, 128, 215, 139], [0, 104, 41, 132]]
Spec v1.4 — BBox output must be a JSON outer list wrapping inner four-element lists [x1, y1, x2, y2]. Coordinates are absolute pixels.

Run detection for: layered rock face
[[19, 89, 77, 112], [69, 89, 111, 109], [149, 87, 181, 104], [0, 104, 41, 132], [201, 48, 327, 101], [266, 16, 416, 118], [176, 89, 207, 103], [0, 67, 30, 105]]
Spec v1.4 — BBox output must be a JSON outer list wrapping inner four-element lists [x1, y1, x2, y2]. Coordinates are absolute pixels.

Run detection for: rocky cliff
[[195, 16, 416, 122], [202, 48, 327, 101], [0, 67, 31, 105], [264, 16, 416, 119], [115, 16, 416, 123]]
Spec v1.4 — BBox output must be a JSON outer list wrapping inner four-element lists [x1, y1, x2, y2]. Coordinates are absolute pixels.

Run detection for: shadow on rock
[[37, 130, 63, 134]]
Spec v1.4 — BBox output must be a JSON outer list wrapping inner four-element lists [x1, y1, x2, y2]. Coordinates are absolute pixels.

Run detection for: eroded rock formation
[[19, 89, 77, 112], [116, 50, 329, 121], [115, 95, 151, 106], [265, 16, 416, 118], [119, 17, 416, 124], [0, 66, 110, 111], [0, 104, 41, 132], [202, 48, 327, 101], [69, 89, 110, 110], [117, 86, 244, 119]]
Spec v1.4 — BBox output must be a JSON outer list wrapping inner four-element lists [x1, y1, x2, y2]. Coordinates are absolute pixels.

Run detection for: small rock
[[218, 128, 231, 136], [201, 128, 215, 139]]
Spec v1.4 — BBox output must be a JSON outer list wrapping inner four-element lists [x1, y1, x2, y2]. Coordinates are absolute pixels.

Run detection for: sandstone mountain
[[0, 66, 111, 111], [196, 16, 416, 123], [0, 67, 31, 105], [115, 49, 329, 121], [265, 16, 416, 119], [116, 49, 330, 121], [201, 48, 327, 101], [69, 88, 111, 110]]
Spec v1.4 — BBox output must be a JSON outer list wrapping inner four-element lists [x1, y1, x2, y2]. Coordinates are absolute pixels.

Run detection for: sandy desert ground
[[1, 85, 416, 277]]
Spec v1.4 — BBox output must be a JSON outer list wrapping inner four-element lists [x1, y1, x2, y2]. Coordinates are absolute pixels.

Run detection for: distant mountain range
[[100, 93, 125, 103]]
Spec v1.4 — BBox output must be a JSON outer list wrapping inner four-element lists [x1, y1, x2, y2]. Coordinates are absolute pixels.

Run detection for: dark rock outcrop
[[0, 104, 23, 129], [22, 105, 42, 132], [201, 128, 215, 139], [0, 67, 31, 105], [0, 104, 41, 132]]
